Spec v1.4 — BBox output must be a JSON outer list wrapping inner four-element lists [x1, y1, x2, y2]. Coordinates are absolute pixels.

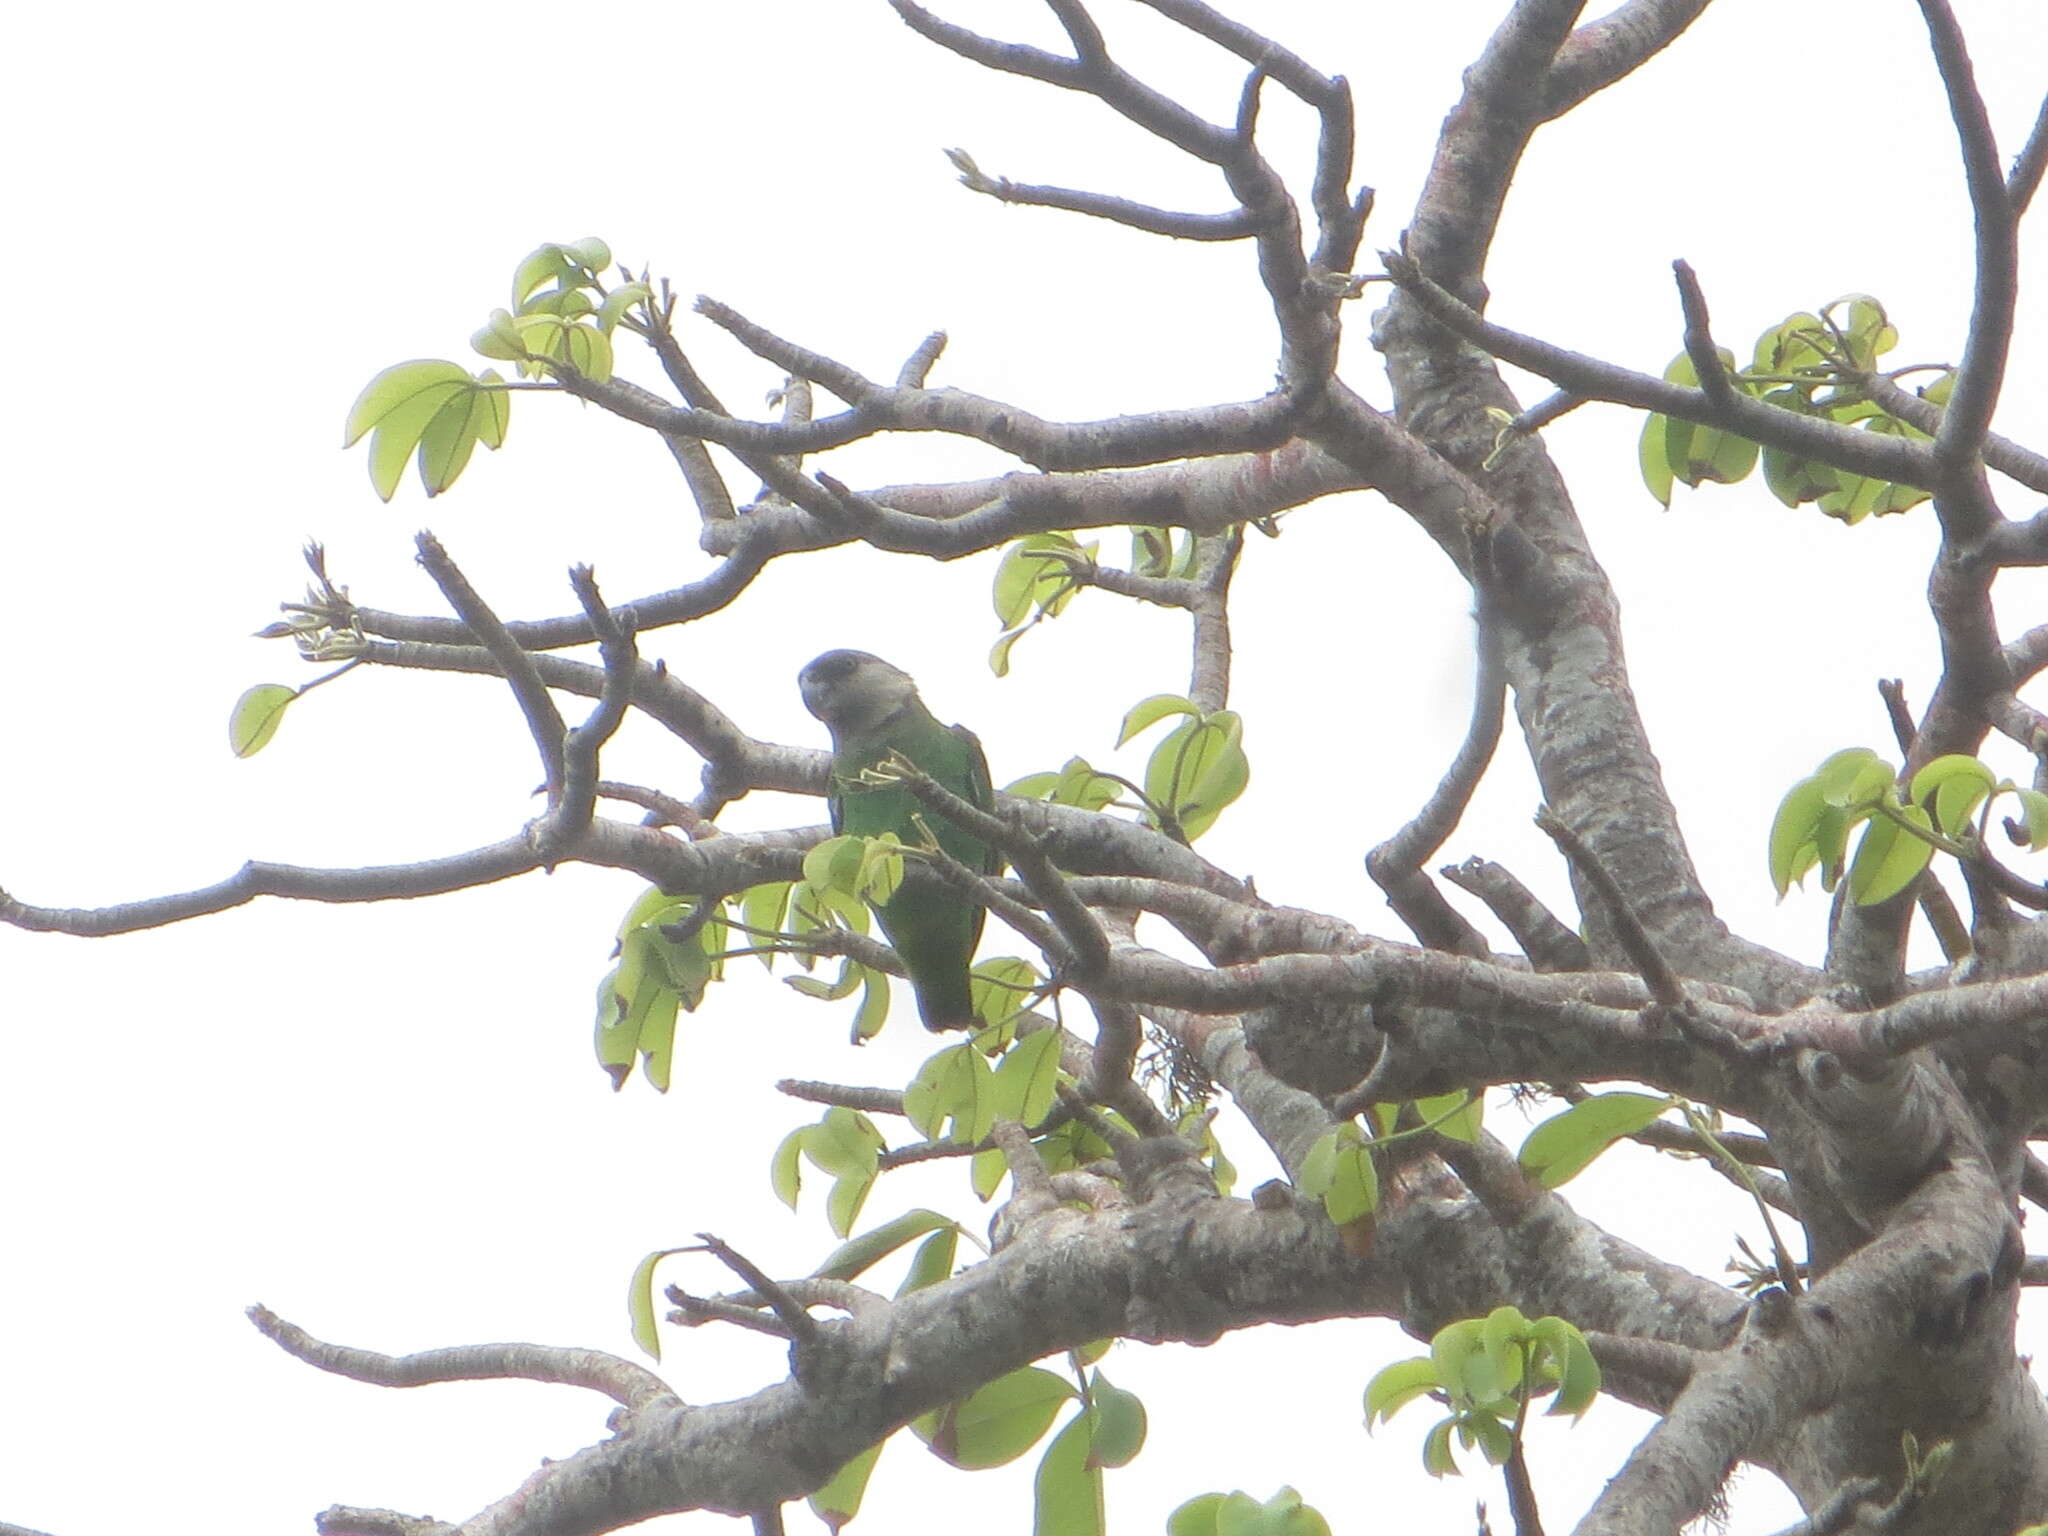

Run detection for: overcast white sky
[[3, 3, 2045, 1533]]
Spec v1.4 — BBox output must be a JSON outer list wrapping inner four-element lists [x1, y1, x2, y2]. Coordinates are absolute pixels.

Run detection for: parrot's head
[[799, 649, 920, 737]]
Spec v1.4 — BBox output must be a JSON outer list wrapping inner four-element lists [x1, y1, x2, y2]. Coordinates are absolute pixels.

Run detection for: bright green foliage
[[1168, 1487, 1332, 1536], [808, 1443, 883, 1533], [896, 1226, 961, 1297], [970, 955, 1043, 1028], [1034, 1410, 1105, 1536], [348, 237, 642, 500], [913, 1365, 1075, 1468], [771, 1107, 886, 1236], [1120, 694, 1251, 842], [1005, 756, 1123, 813], [1636, 295, 1947, 520], [1009, 700, 1251, 847], [1298, 1123, 1379, 1226], [1366, 1308, 1601, 1479], [593, 887, 727, 1092], [623, 1246, 694, 1361], [1517, 1091, 1671, 1188], [812, 1209, 961, 1283], [344, 359, 511, 501], [228, 683, 296, 757], [990, 532, 1096, 674], [1768, 746, 2046, 909], [905, 1041, 998, 1145]]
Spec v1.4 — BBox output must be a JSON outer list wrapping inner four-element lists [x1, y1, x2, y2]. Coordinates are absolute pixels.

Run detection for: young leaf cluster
[[343, 238, 650, 500], [1769, 748, 2048, 906], [1364, 1308, 1601, 1478], [1638, 295, 1950, 522], [1008, 694, 1250, 845], [593, 887, 727, 1092]]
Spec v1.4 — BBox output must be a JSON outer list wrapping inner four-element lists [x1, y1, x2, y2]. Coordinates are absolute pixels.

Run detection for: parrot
[[798, 650, 1002, 1031]]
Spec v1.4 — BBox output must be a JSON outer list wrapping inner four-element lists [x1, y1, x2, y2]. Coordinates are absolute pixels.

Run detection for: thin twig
[[246, 1304, 673, 1409], [415, 533, 565, 797]]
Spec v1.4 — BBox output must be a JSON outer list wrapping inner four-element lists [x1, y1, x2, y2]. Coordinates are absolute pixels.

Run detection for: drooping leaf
[[343, 359, 472, 447], [809, 1443, 883, 1533], [813, 1210, 957, 1282], [1364, 1355, 1442, 1426], [1769, 774, 1829, 896], [1909, 753, 1996, 839], [896, 1226, 960, 1296], [1846, 804, 1936, 905], [1085, 1371, 1146, 1469], [916, 1366, 1074, 1469], [625, 1247, 691, 1361], [1034, 1410, 1104, 1536], [229, 684, 296, 757], [1517, 1091, 1670, 1188], [991, 1027, 1064, 1129], [1117, 693, 1199, 747]]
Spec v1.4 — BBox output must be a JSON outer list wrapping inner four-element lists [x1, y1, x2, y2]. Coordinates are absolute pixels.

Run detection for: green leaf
[[1769, 775, 1828, 896], [808, 1443, 882, 1533], [826, 1163, 875, 1238], [563, 236, 612, 272], [1414, 1090, 1482, 1143], [970, 1143, 1008, 1200], [1034, 1411, 1104, 1536], [1117, 693, 1198, 747], [771, 1127, 804, 1210], [1460, 1408, 1515, 1466], [1364, 1355, 1441, 1426], [1532, 1317, 1602, 1416], [596, 281, 653, 332], [851, 963, 890, 1042], [1168, 1493, 1230, 1536], [512, 243, 579, 309], [804, 835, 867, 896], [1297, 1125, 1378, 1225], [1815, 747, 1894, 806], [625, 1247, 691, 1361], [916, 1366, 1074, 1469], [1517, 1091, 1670, 1188], [992, 533, 1089, 629], [1085, 1371, 1146, 1468], [897, 1226, 960, 1296], [1909, 753, 1996, 838], [1422, 1418, 1460, 1478], [904, 1043, 996, 1144], [739, 881, 794, 968], [1637, 411, 1675, 508], [1430, 1318, 1491, 1404], [229, 683, 296, 757], [813, 1209, 957, 1282], [991, 1028, 1064, 1129], [1846, 804, 1936, 905], [803, 1107, 884, 1177], [1143, 714, 1250, 840], [971, 957, 1041, 1026], [1480, 1305, 1529, 1399], [343, 359, 472, 447]]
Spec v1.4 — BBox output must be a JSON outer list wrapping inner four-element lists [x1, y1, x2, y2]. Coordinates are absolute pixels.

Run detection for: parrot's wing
[[824, 758, 848, 835], [952, 724, 1003, 876]]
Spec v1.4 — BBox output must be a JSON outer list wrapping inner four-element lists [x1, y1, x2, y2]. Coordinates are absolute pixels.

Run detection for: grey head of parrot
[[798, 649, 922, 739]]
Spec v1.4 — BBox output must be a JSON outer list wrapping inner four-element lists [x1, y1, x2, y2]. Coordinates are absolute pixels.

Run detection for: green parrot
[[799, 650, 1000, 1031]]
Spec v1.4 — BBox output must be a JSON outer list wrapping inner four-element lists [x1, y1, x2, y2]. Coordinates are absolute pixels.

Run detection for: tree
[[4, 1, 2048, 1533]]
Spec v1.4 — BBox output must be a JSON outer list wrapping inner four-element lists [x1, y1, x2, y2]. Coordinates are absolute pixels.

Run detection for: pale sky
[[3, 3, 2045, 1533]]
